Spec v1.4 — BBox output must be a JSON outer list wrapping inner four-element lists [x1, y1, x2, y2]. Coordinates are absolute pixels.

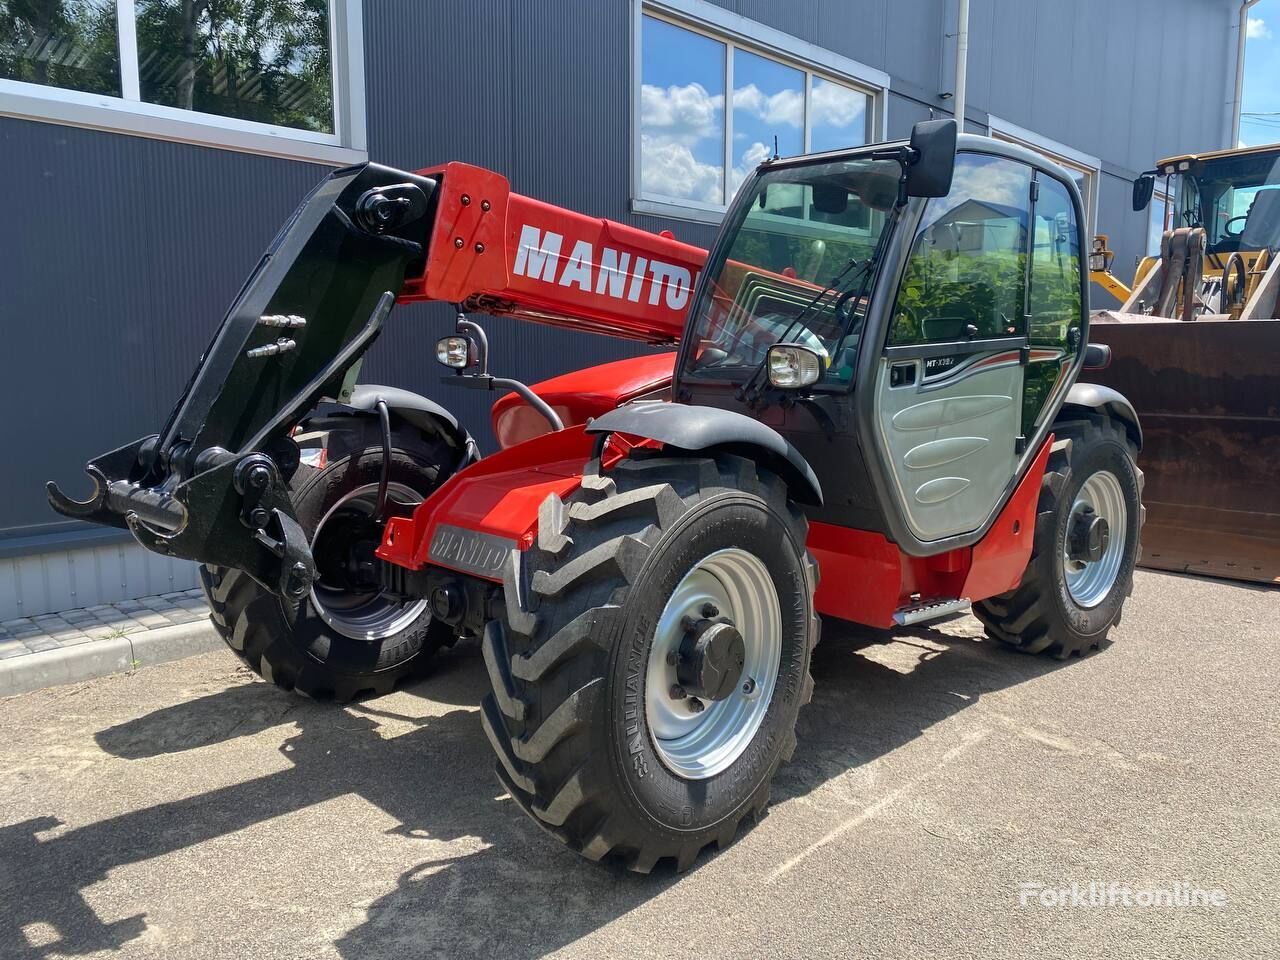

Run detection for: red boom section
[[398, 162, 707, 344]]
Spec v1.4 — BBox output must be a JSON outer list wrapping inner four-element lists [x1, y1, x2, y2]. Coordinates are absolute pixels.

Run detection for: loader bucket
[[46, 163, 438, 598], [1087, 311, 1280, 584]]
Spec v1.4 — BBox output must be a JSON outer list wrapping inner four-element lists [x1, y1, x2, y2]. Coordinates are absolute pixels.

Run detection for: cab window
[[889, 153, 1032, 346], [1025, 173, 1082, 429]]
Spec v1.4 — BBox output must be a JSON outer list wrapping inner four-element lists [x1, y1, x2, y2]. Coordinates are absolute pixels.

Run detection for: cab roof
[[1157, 142, 1280, 174]]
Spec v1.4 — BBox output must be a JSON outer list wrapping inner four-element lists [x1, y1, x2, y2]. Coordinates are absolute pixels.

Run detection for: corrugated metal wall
[[0, 0, 1237, 616]]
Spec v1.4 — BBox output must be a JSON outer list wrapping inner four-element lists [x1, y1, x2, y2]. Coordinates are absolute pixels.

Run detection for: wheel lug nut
[[687, 697, 704, 713], [669, 684, 686, 700], [701, 602, 719, 619], [666, 651, 678, 666], [742, 678, 756, 695]]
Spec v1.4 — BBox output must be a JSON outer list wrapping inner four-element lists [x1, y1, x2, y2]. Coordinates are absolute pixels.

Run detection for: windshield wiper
[[739, 205, 900, 409]]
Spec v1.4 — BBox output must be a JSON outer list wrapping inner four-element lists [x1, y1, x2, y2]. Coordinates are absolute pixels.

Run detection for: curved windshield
[[1179, 151, 1280, 254], [683, 156, 900, 386]]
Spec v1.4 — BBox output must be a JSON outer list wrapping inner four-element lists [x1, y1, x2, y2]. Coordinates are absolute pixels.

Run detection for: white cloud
[[732, 83, 803, 127], [640, 137, 723, 204], [1247, 16, 1271, 40], [640, 82, 723, 147], [639, 82, 726, 202], [728, 140, 772, 196], [810, 80, 867, 130]]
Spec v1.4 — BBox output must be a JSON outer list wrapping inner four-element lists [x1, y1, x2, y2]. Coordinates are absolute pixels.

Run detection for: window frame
[[630, 0, 889, 223], [0, 0, 366, 166], [987, 116, 1100, 235]]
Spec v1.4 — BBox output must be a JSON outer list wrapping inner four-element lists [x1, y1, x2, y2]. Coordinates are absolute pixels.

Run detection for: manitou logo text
[[512, 224, 695, 312]]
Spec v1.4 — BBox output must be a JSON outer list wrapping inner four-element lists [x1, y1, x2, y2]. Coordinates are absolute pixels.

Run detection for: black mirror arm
[[869, 144, 919, 207]]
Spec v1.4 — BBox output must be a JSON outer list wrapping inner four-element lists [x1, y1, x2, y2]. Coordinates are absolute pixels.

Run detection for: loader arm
[[47, 161, 708, 598]]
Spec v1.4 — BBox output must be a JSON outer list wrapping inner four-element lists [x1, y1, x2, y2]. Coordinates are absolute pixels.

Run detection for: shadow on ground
[[0, 619, 1076, 959]]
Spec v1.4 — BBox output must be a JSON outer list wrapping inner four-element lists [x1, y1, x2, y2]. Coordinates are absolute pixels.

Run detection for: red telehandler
[[49, 121, 1144, 872]]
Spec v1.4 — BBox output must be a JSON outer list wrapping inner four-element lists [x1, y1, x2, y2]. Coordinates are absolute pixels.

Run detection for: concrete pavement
[[0, 570, 1276, 959]]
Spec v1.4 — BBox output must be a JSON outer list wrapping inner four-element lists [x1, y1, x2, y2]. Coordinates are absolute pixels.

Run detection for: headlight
[[435, 335, 475, 369], [767, 343, 822, 389]]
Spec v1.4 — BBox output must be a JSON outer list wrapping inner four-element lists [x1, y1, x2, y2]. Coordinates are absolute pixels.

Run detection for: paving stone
[[54, 634, 95, 647], [59, 609, 97, 624], [159, 609, 204, 625], [130, 611, 172, 629], [22, 637, 61, 653], [81, 623, 122, 641], [1, 618, 35, 630], [0, 641, 28, 658]]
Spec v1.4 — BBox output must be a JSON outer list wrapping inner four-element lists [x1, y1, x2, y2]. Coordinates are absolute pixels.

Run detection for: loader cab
[[674, 133, 1089, 553], [1161, 147, 1280, 256]]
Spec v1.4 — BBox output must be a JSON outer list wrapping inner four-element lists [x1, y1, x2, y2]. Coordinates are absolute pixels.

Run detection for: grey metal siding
[[0, 0, 1238, 574]]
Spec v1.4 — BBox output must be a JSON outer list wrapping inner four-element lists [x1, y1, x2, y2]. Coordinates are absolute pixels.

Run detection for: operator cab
[[675, 127, 1089, 551], [1152, 146, 1280, 256]]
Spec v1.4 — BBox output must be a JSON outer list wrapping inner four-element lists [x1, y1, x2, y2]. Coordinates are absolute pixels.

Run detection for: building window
[[987, 117, 1100, 233], [634, 1, 886, 219], [1147, 184, 1174, 257], [0, 0, 365, 164]]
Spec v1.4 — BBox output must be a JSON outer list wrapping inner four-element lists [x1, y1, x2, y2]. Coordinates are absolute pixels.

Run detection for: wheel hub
[[310, 482, 430, 641], [644, 548, 782, 780], [1068, 507, 1109, 564], [1062, 470, 1128, 609], [676, 615, 746, 702]]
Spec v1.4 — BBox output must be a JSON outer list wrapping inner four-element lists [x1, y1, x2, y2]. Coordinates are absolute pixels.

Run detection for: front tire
[[974, 415, 1144, 658], [201, 427, 459, 700], [481, 454, 819, 872]]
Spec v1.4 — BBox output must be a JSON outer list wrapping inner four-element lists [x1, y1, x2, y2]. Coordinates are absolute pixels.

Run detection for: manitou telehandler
[[49, 120, 1144, 872]]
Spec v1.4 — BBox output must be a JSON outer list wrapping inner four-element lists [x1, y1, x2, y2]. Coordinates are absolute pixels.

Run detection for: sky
[[638, 15, 867, 205], [1241, 2, 1280, 146]]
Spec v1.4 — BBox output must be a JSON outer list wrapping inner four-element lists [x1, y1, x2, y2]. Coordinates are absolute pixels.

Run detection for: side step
[[892, 598, 971, 627]]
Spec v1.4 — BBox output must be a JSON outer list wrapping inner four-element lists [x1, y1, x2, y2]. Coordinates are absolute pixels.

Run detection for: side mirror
[[767, 343, 823, 389], [1132, 174, 1155, 212], [905, 118, 957, 198], [1082, 342, 1111, 370]]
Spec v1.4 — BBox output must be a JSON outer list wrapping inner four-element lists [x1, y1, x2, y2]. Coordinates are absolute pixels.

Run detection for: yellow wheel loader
[[1088, 144, 1280, 584]]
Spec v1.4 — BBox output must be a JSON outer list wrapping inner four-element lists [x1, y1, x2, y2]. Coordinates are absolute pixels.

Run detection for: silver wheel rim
[[309, 482, 430, 640], [1063, 470, 1128, 608], [645, 548, 782, 780]]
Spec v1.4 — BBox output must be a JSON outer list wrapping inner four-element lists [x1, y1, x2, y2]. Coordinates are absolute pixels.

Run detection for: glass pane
[[727, 48, 803, 198], [1147, 193, 1169, 256], [135, 0, 333, 133], [809, 77, 868, 153], [1026, 174, 1081, 429], [890, 153, 1032, 345], [639, 16, 725, 204], [0, 0, 120, 94], [684, 156, 899, 386]]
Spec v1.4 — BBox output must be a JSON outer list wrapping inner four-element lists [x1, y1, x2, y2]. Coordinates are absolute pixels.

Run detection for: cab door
[[870, 152, 1034, 542]]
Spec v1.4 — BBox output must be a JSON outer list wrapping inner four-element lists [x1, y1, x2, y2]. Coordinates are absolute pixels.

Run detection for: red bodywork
[[376, 159, 1055, 625], [490, 352, 676, 448]]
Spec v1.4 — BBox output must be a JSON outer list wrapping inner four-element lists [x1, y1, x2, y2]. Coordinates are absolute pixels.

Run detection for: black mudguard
[[1061, 382, 1143, 450], [587, 402, 823, 506]]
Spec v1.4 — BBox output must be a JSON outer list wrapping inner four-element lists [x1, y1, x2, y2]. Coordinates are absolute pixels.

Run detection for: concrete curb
[[0, 620, 224, 699]]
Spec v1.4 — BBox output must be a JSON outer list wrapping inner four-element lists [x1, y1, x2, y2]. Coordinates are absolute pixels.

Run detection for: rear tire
[[974, 415, 1144, 659], [481, 454, 819, 872], [201, 427, 458, 700]]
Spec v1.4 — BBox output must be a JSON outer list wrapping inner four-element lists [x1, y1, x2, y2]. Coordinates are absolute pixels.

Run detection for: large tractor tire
[[975, 414, 1144, 659], [481, 453, 819, 872], [200, 424, 458, 700]]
